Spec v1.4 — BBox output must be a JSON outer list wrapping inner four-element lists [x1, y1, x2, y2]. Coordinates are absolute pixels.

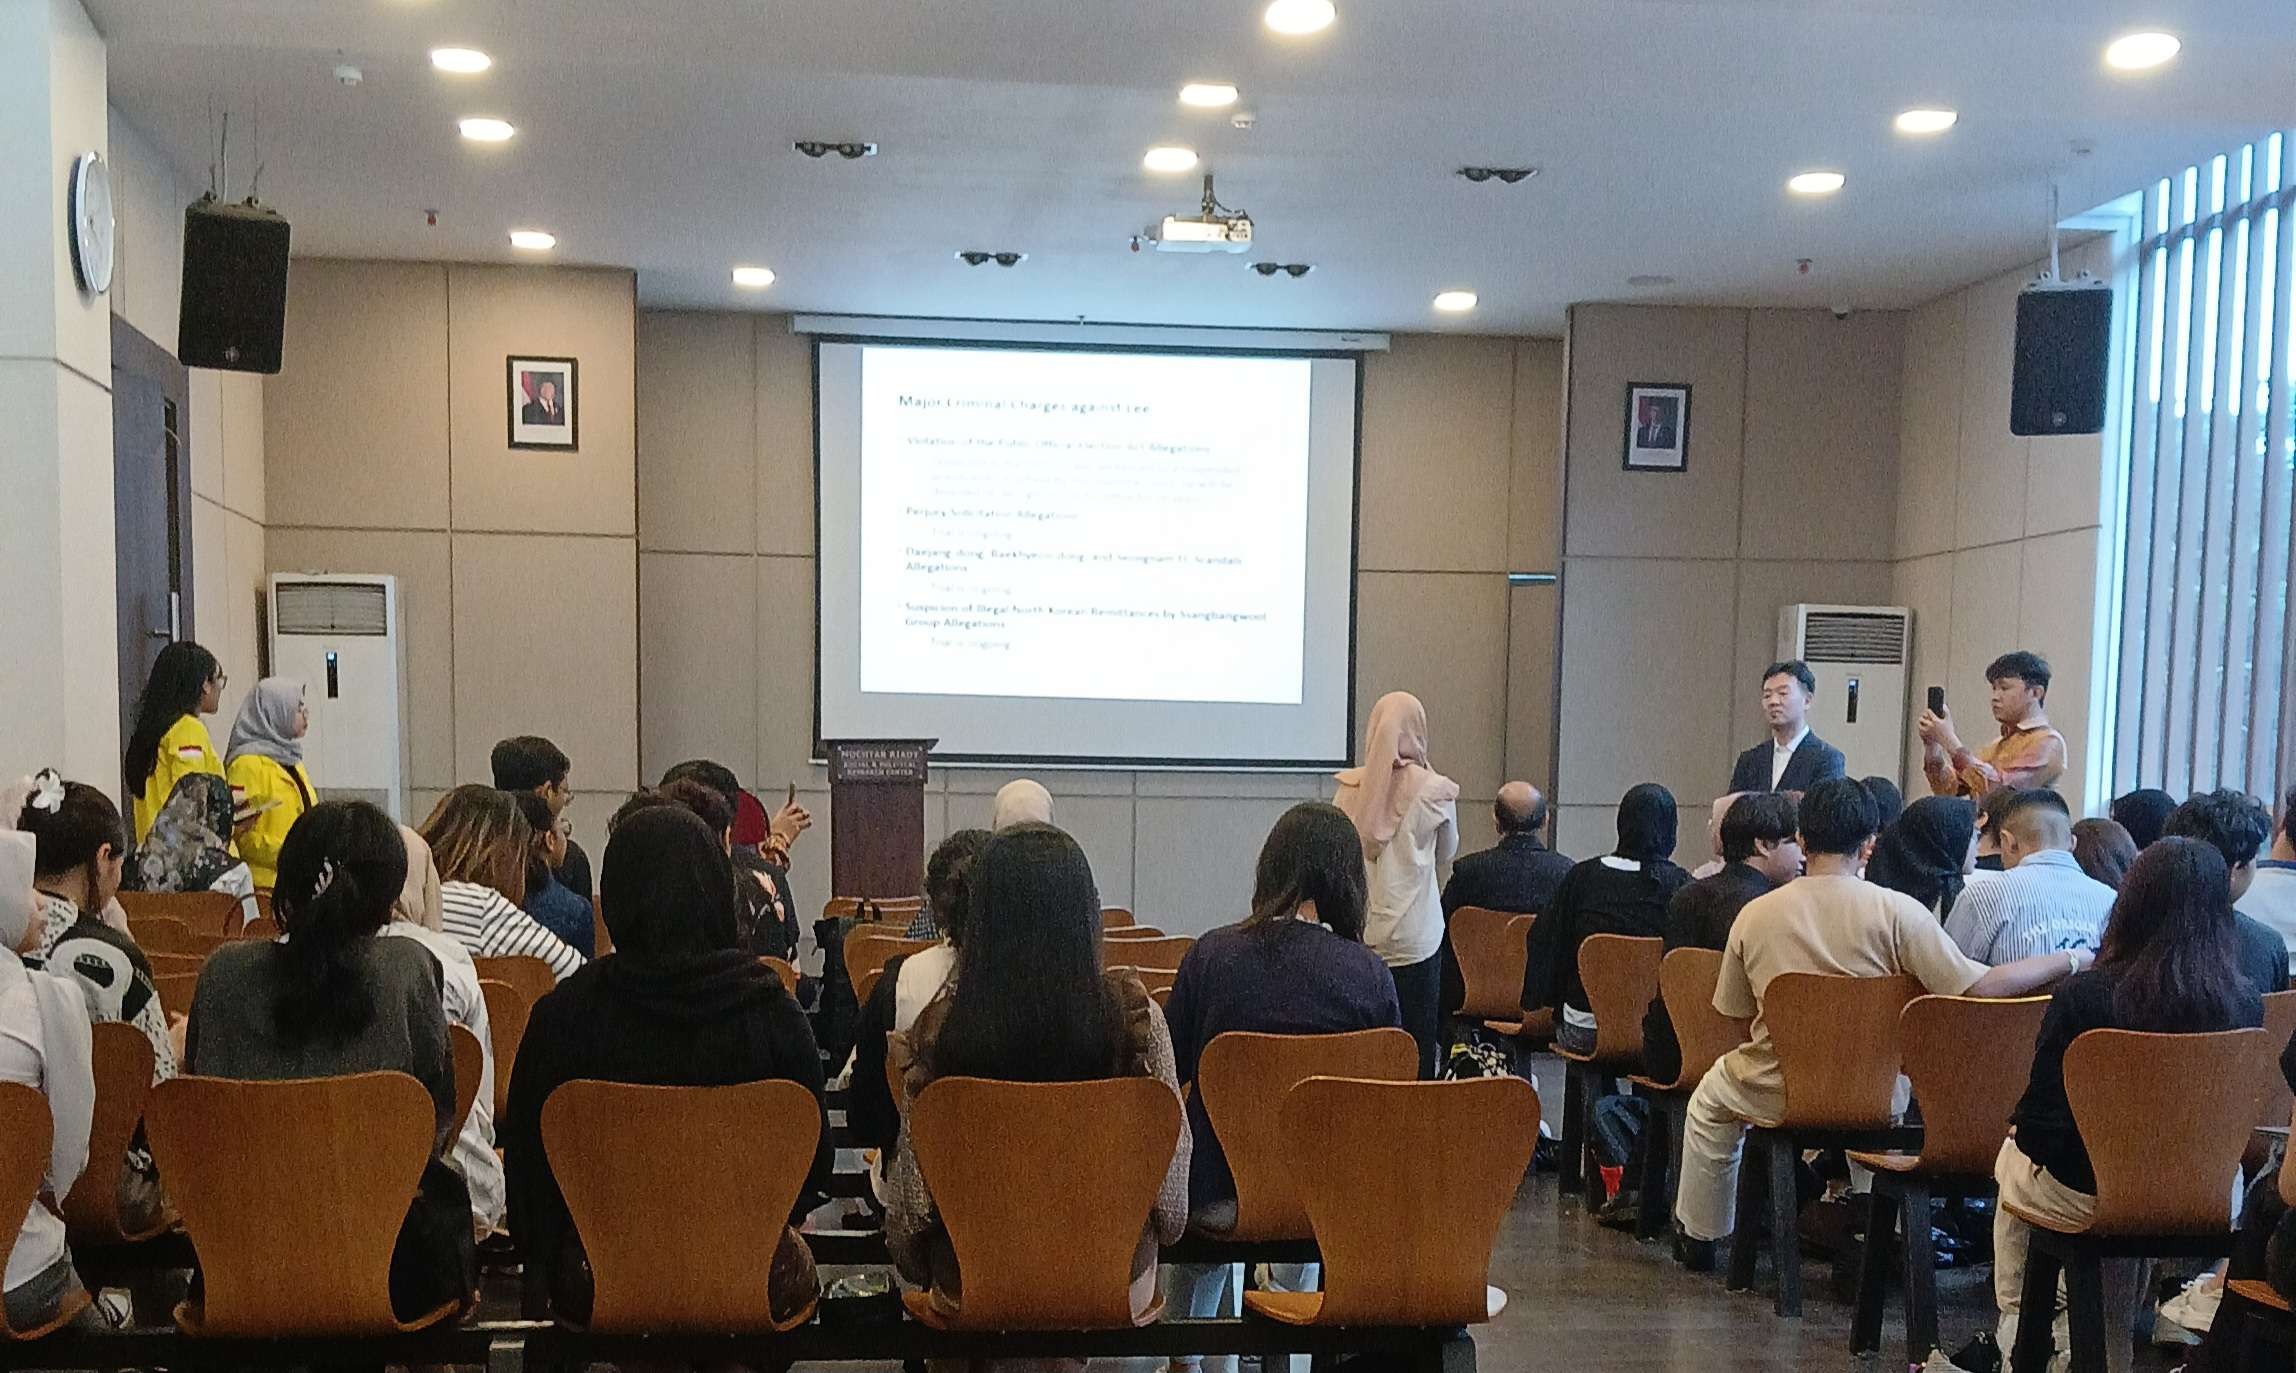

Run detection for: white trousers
[[1990, 1139, 2141, 1373], [1672, 1059, 1785, 1242]]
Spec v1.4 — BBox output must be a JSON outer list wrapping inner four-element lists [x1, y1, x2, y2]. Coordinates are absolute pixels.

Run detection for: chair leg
[[2062, 1248, 2107, 1373], [1850, 1182, 1898, 1355], [1634, 1092, 1672, 1242], [1725, 1131, 1764, 1293], [1768, 1129, 1803, 1317], [1559, 1064, 1586, 1196], [1581, 1073, 1611, 1200], [2009, 1241, 2063, 1373], [1901, 1181, 1938, 1366]]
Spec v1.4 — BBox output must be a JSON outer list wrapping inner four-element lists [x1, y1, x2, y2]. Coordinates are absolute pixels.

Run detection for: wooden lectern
[[824, 739, 935, 900]]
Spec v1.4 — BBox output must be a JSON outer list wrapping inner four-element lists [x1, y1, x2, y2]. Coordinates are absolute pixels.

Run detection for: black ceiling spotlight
[[795, 141, 878, 159], [957, 250, 1027, 267], [1456, 165, 1539, 184], [1251, 262, 1313, 277]]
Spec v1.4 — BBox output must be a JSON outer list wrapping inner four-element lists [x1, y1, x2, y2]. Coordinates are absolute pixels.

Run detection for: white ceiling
[[90, 0, 2296, 335]]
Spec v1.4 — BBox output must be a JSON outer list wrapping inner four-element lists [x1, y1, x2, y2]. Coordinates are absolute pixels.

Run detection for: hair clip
[[28, 770, 64, 815], [311, 857, 336, 900]]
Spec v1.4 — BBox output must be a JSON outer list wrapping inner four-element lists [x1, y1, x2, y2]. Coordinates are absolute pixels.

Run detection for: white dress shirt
[[1770, 726, 1811, 789], [379, 922, 506, 1231]]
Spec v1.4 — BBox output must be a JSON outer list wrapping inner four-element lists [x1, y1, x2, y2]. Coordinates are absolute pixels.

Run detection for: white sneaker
[[2155, 1271, 2223, 1341]]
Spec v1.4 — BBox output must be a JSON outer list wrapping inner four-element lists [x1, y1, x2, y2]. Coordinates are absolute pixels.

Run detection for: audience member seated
[[222, 678, 315, 891], [1862, 776, 1905, 829], [502, 805, 829, 1328], [1727, 660, 1847, 794], [127, 774, 254, 899], [123, 640, 226, 847], [1865, 795, 1978, 919], [1521, 784, 1688, 1058], [2110, 787, 2179, 852], [2162, 789, 2292, 996], [2235, 785, 2296, 957], [491, 736, 593, 902], [380, 825, 505, 1237], [0, 822, 101, 1335], [1918, 650, 2069, 798], [886, 824, 1189, 1322], [990, 778, 1053, 831], [1991, 838, 2265, 1373], [1638, 793, 1800, 1086], [1671, 778, 2082, 1270], [184, 801, 473, 1320], [1970, 786, 2021, 872], [1944, 790, 2114, 965], [512, 793, 594, 960], [1438, 781, 1573, 1011], [420, 785, 583, 981], [1335, 691, 1459, 1079], [1688, 794, 1743, 881], [17, 775, 172, 1234], [2070, 817, 2138, 890], [660, 760, 808, 958]]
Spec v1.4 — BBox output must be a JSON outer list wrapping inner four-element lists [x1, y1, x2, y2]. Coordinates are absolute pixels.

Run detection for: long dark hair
[[2096, 837, 2249, 1033], [929, 824, 1120, 1083], [1244, 802, 1368, 941], [270, 801, 406, 1045], [598, 804, 741, 962], [926, 829, 993, 948], [124, 642, 219, 791], [18, 779, 125, 883]]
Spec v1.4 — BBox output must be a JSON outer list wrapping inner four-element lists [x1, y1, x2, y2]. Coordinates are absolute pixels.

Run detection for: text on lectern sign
[[827, 743, 930, 785]]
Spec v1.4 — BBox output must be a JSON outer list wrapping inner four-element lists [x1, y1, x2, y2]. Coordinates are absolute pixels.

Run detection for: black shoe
[[1946, 1332, 2000, 1373], [1532, 1136, 1560, 1174], [1596, 1192, 1641, 1232], [1673, 1231, 1717, 1273]]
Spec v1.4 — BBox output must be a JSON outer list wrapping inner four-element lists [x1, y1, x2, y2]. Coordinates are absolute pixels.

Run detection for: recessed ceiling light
[[1432, 289, 1478, 313], [2104, 30, 2180, 71], [1179, 82, 1240, 109], [458, 116, 516, 143], [429, 47, 492, 74], [731, 266, 776, 289], [1894, 107, 1958, 135], [1263, 0, 1336, 36], [1143, 145, 1199, 174], [1787, 170, 1846, 196], [507, 229, 555, 251]]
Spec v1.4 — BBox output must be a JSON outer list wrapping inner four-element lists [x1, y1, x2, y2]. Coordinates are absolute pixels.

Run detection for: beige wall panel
[[266, 526, 456, 791], [188, 370, 225, 506], [1509, 340, 1566, 571], [1134, 795, 1301, 937], [755, 321, 815, 557], [447, 266, 636, 536], [1050, 794, 1137, 911], [946, 769, 1135, 799], [753, 553, 819, 785], [1564, 305, 1749, 560], [1729, 558, 1898, 743], [1503, 583, 1560, 794], [190, 495, 231, 712], [1354, 572, 1510, 803], [409, 790, 447, 833], [1453, 797, 1500, 873], [563, 792, 623, 885], [1740, 311, 1905, 560], [223, 510, 266, 701], [1556, 556, 1738, 808], [1954, 269, 2031, 550], [451, 533, 638, 790], [638, 552, 760, 785], [637, 311, 755, 554], [2024, 429, 2111, 539], [1892, 552, 1955, 789], [105, 110, 185, 357], [266, 260, 451, 530], [1945, 541, 2026, 715], [1553, 803, 1617, 865], [1358, 334, 1514, 573], [1134, 772, 1323, 799], [218, 371, 266, 524], [2018, 527, 2104, 812], [1894, 297, 1965, 560]]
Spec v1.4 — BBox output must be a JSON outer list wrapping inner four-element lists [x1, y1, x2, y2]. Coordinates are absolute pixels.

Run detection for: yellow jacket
[[225, 754, 315, 891], [133, 714, 223, 844]]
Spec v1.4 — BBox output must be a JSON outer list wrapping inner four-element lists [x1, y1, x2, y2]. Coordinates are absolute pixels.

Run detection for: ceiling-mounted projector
[[1149, 173, 1254, 254]]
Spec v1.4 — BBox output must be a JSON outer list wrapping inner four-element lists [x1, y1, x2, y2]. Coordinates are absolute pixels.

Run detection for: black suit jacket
[[522, 399, 564, 426], [1638, 862, 1776, 1084], [1727, 731, 1846, 795], [1438, 832, 1574, 1013]]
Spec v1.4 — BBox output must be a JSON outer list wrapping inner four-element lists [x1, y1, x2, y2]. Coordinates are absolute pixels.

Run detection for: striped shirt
[[1941, 849, 2114, 965], [438, 881, 584, 982]]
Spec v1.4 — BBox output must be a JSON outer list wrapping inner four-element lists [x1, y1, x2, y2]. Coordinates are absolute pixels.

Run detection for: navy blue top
[[1163, 918, 1403, 1216], [522, 872, 596, 960]]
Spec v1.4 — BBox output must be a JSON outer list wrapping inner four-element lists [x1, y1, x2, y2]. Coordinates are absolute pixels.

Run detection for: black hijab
[[1866, 796, 1977, 918], [596, 805, 775, 1016], [2110, 788, 2178, 851], [1615, 783, 1678, 868]]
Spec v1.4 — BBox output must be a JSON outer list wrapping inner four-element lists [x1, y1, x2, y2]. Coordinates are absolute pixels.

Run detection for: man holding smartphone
[[1917, 650, 2068, 798]]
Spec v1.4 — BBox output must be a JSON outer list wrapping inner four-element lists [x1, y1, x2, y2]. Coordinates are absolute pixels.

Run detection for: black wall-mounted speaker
[[178, 197, 290, 374], [2010, 281, 2112, 437]]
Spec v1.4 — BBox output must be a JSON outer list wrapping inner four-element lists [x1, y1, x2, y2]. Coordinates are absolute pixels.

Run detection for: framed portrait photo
[[507, 355, 579, 451], [1622, 382, 1690, 473]]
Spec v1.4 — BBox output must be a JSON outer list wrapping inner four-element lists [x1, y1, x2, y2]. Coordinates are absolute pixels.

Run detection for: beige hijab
[[394, 824, 444, 932], [1334, 691, 1459, 860], [991, 779, 1053, 832]]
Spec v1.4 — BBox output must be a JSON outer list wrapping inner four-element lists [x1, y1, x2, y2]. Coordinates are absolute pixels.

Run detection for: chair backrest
[[1655, 947, 1748, 1090], [1103, 925, 1169, 941], [129, 916, 216, 958], [145, 950, 204, 979], [907, 1075, 1180, 1328], [1113, 966, 1176, 997], [1198, 1030, 1418, 1240], [479, 979, 531, 1120], [1899, 995, 2051, 1174], [542, 1079, 821, 1332], [1578, 934, 1665, 1064], [1449, 907, 1535, 1018], [61, 1023, 162, 1242], [1102, 935, 1192, 972], [1150, 984, 1172, 1008], [843, 933, 935, 997], [0, 1083, 56, 1338], [1280, 1075, 1537, 1325], [448, 1024, 484, 1140], [472, 954, 555, 1011], [2259, 991, 2296, 1128], [117, 890, 238, 938], [2066, 1026, 2273, 1235], [823, 896, 864, 921], [854, 966, 886, 1006], [238, 915, 278, 942], [153, 970, 201, 1016], [251, 892, 272, 925], [144, 1072, 439, 1335], [759, 955, 800, 995], [1765, 973, 1922, 1129], [1101, 908, 1134, 929]]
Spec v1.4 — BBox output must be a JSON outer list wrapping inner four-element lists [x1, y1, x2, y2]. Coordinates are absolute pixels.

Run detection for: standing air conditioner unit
[[268, 573, 407, 820], [1778, 604, 1912, 786]]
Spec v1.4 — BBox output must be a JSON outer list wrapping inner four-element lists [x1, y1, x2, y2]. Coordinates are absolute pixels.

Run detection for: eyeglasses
[[210, 673, 229, 690]]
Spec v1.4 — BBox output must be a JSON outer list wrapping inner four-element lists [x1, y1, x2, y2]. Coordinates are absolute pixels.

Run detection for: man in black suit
[[522, 377, 565, 427], [1438, 782, 1575, 1011], [1726, 659, 1847, 794], [1636, 401, 1676, 448]]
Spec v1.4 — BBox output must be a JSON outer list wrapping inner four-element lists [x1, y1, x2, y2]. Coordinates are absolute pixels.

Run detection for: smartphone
[[786, 782, 798, 808], [1926, 685, 1946, 715]]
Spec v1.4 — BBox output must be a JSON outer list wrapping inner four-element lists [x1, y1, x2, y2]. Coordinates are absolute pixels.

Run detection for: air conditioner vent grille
[[1803, 611, 1907, 665], [274, 582, 389, 637]]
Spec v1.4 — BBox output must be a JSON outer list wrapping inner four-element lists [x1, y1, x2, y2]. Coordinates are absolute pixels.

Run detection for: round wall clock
[[68, 150, 114, 295]]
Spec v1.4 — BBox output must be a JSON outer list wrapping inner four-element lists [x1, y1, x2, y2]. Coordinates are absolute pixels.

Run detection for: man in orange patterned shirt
[[1918, 650, 2069, 798]]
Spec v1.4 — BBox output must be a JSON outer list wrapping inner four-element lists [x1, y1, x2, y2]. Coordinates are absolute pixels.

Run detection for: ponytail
[[269, 801, 406, 1046]]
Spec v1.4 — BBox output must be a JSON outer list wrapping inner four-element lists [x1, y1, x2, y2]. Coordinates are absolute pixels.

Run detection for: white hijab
[[0, 826, 94, 1201], [992, 780, 1053, 832]]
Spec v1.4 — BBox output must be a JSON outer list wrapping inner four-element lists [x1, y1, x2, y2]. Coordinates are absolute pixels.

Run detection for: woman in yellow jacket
[[224, 679, 315, 891], [124, 641, 227, 844]]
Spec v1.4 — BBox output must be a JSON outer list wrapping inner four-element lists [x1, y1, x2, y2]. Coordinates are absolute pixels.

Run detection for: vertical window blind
[[2112, 131, 2296, 805]]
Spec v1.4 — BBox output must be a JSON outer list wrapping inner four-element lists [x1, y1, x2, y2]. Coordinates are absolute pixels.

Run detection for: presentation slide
[[816, 338, 1360, 766]]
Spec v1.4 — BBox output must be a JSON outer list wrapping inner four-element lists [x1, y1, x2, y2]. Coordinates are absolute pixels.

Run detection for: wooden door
[[111, 316, 194, 794]]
